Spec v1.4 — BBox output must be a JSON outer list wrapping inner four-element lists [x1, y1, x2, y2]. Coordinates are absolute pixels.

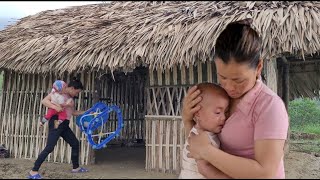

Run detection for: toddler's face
[[196, 94, 229, 133]]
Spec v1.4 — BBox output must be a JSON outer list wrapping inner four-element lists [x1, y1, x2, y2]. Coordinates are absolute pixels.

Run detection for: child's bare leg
[[54, 120, 62, 129]]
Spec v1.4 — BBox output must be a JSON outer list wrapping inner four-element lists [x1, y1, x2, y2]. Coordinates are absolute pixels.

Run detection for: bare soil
[[0, 146, 319, 179]]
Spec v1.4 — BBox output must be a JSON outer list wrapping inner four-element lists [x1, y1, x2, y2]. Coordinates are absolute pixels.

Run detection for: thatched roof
[[0, 1, 320, 74]]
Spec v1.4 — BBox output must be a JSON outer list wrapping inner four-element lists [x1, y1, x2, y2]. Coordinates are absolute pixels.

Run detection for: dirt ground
[[0, 146, 319, 179]]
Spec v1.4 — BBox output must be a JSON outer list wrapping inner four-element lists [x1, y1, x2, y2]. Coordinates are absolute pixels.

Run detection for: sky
[[0, 1, 104, 18], [0, 1, 106, 30]]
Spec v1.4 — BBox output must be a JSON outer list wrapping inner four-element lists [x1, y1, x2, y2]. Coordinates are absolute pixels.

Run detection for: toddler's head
[[52, 80, 67, 93], [194, 83, 229, 133]]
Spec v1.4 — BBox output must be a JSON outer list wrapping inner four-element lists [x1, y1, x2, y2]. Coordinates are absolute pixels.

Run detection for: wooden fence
[[145, 115, 184, 173], [145, 61, 217, 173]]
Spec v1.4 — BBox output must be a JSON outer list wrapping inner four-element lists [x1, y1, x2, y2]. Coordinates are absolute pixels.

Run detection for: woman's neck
[[229, 98, 241, 114], [229, 80, 257, 113], [62, 88, 71, 97]]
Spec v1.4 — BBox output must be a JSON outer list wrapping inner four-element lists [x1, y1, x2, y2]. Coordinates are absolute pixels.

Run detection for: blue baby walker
[[76, 102, 124, 149]]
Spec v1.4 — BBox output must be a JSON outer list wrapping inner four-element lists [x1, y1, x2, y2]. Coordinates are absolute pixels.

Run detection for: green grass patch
[[288, 98, 320, 135], [302, 124, 320, 134]]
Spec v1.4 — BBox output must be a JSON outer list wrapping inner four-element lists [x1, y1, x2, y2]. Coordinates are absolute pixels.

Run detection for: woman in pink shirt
[[182, 19, 289, 179], [29, 78, 89, 179]]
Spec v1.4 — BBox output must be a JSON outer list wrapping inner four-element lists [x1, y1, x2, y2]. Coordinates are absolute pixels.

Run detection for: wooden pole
[[281, 56, 290, 154], [281, 57, 289, 109], [89, 73, 101, 164]]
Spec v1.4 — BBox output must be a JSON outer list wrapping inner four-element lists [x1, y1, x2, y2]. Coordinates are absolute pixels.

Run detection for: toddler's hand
[[54, 105, 63, 112], [64, 99, 74, 107], [39, 122, 44, 128]]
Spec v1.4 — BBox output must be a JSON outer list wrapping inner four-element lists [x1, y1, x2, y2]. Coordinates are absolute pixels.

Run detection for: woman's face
[[214, 57, 262, 99], [66, 87, 82, 97]]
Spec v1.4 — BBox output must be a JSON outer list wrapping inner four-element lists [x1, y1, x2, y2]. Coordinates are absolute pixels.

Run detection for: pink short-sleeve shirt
[[218, 79, 289, 179]]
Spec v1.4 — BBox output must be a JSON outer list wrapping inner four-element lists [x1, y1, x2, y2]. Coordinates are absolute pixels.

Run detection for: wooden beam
[[288, 59, 320, 64], [281, 57, 290, 155], [281, 57, 289, 110], [89, 73, 101, 165], [263, 59, 277, 93]]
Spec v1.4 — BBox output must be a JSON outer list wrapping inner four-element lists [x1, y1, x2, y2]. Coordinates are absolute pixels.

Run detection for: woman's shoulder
[[259, 83, 283, 102], [255, 83, 287, 114]]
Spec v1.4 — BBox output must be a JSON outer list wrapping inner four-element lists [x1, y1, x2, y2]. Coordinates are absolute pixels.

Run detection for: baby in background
[[179, 83, 229, 179]]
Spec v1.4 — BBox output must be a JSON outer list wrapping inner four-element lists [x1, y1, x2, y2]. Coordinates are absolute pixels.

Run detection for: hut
[[0, 1, 319, 174]]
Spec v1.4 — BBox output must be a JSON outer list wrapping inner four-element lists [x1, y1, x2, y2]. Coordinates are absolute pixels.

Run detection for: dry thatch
[[0, 1, 320, 74]]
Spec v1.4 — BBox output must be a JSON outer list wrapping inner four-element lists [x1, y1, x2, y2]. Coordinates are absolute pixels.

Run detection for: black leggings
[[32, 115, 80, 171]]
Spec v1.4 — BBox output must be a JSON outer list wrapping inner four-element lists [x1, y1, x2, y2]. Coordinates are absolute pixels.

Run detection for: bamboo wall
[[145, 60, 218, 173], [0, 68, 146, 165], [145, 59, 278, 173]]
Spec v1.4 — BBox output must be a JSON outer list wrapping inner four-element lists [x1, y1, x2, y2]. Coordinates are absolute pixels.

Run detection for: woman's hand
[[182, 85, 202, 123], [187, 129, 213, 160], [72, 110, 86, 116], [182, 85, 202, 137], [53, 104, 63, 112]]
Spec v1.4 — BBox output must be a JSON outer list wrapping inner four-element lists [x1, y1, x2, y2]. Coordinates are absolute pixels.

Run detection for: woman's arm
[[72, 110, 86, 116], [182, 85, 202, 137], [41, 94, 63, 112], [196, 160, 231, 179], [188, 130, 285, 179], [203, 140, 285, 179]]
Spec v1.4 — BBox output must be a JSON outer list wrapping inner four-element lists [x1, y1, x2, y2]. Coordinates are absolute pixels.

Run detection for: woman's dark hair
[[68, 77, 84, 90], [214, 18, 262, 68]]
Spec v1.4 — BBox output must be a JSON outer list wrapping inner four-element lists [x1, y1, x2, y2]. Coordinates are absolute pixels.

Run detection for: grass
[[288, 98, 320, 135], [288, 98, 320, 154], [302, 124, 320, 135]]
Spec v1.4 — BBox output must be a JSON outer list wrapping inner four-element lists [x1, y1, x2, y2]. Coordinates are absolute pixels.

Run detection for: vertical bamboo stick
[[145, 118, 149, 171], [146, 69, 153, 171], [159, 119, 164, 172], [0, 71, 9, 148], [189, 66, 194, 85], [14, 74, 22, 158], [28, 74, 36, 159], [165, 120, 171, 172], [151, 119, 156, 170], [20, 74, 28, 158], [181, 66, 186, 85], [207, 61, 213, 83], [8, 72, 17, 156], [24, 74, 31, 159], [213, 62, 218, 83], [23, 74, 29, 159], [165, 69, 172, 115], [197, 61, 202, 83], [85, 73, 91, 165], [172, 119, 178, 172], [179, 119, 184, 171], [173, 66, 178, 85], [166, 87, 175, 116], [18, 74, 27, 158]]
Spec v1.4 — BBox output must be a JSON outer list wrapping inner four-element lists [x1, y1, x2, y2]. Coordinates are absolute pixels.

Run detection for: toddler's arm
[[63, 99, 74, 107]]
